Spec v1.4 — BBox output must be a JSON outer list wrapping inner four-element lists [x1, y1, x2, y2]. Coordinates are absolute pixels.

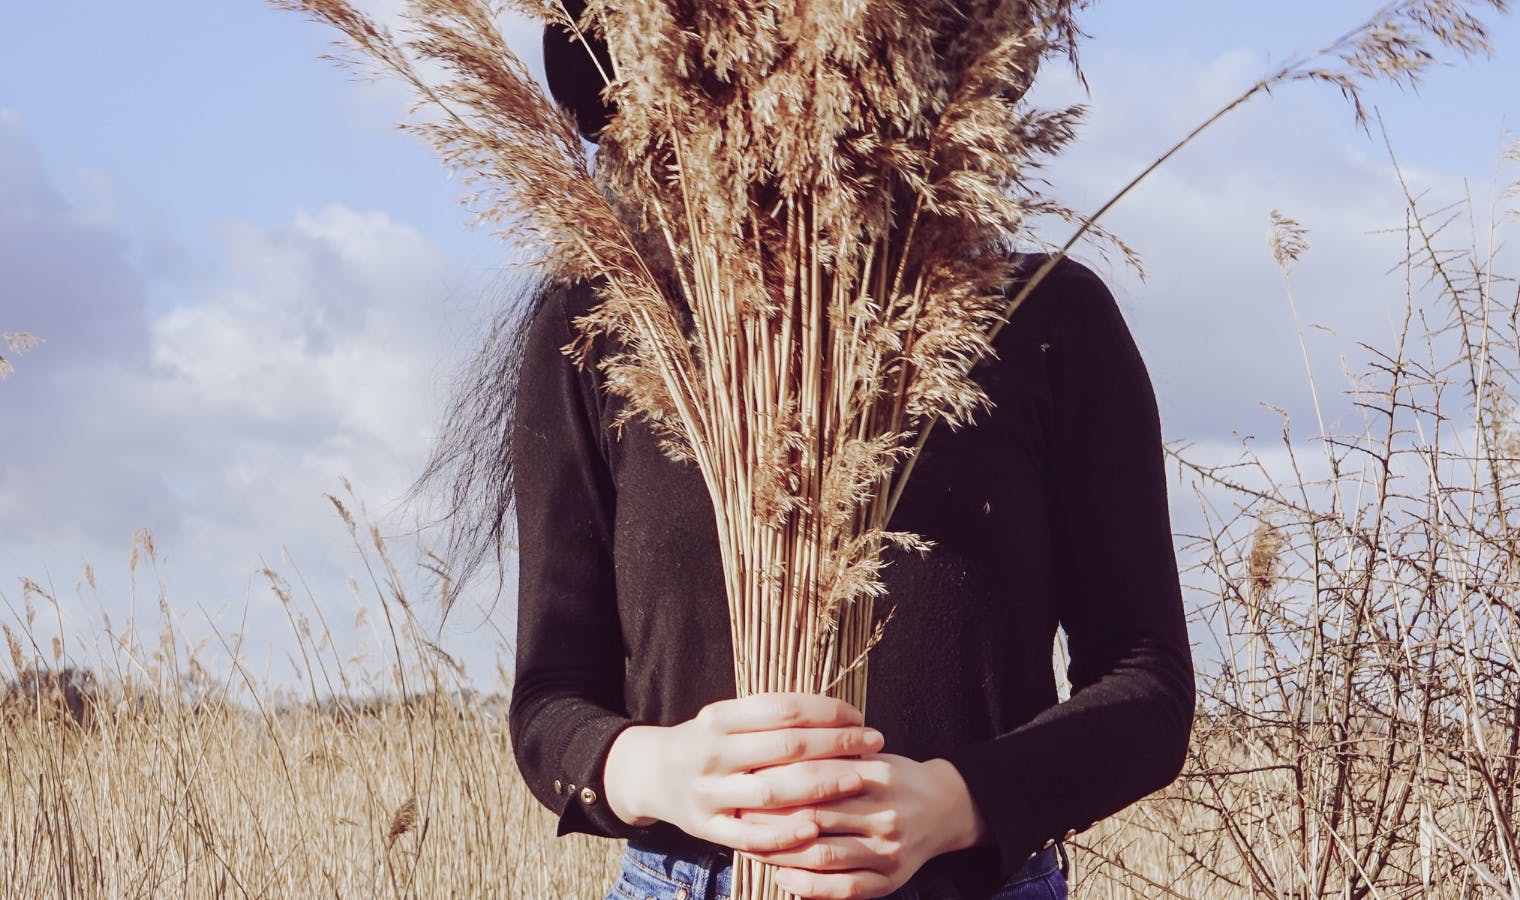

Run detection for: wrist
[[604, 724, 663, 827], [923, 757, 989, 855]]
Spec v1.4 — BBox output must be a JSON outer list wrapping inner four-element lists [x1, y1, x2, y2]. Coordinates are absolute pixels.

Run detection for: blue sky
[[2, 2, 1518, 690]]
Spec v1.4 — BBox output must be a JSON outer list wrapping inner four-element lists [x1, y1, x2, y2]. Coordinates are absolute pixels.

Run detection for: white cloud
[[1, 118, 504, 686], [1020, 41, 1516, 451], [151, 206, 446, 445]]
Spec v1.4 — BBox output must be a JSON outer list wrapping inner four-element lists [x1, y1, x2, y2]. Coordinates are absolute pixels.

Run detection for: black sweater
[[507, 255, 1196, 897]]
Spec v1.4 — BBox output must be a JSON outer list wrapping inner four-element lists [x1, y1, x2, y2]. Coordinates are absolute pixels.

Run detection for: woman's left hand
[[737, 753, 988, 900]]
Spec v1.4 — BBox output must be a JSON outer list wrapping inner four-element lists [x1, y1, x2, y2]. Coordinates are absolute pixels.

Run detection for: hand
[[602, 692, 887, 854], [737, 754, 988, 900]]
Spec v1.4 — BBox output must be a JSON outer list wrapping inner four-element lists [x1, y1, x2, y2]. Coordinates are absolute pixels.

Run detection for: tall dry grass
[[0, 500, 624, 898]]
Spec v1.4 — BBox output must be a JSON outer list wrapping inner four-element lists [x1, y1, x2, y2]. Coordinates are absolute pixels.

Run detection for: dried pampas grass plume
[[1270, 211, 1311, 271], [385, 796, 419, 850], [1247, 520, 1286, 603], [0, 332, 41, 380]]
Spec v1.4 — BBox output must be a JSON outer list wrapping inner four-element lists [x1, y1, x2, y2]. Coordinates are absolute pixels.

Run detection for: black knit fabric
[[507, 254, 1196, 898]]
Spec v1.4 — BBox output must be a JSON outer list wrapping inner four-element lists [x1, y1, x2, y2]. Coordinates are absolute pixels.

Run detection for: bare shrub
[[1074, 139, 1520, 899]]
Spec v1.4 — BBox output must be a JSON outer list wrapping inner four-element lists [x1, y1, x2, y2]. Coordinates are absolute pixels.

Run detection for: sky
[[1, 1, 1518, 694]]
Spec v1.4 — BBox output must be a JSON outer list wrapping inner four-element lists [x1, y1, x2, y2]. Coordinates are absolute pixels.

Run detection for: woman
[[494, 9, 1195, 900]]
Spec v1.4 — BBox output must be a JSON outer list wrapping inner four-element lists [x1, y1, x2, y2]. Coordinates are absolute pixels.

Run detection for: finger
[[699, 693, 865, 734], [748, 835, 890, 871], [736, 797, 879, 836], [717, 760, 866, 810], [721, 725, 884, 771], [770, 865, 894, 900], [702, 812, 819, 854]]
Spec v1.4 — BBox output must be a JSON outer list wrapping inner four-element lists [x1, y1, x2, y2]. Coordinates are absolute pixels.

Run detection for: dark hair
[[409, 5, 612, 596], [405, 268, 557, 608]]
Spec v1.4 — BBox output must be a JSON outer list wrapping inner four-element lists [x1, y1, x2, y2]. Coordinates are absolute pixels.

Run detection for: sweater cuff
[[551, 713, 663, 841], [942, 737, 1088, 881]]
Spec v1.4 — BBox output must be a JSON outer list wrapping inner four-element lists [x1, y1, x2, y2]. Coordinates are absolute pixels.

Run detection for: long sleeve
[[507, 281, 660, 841], [942, 260, 1197, 879]]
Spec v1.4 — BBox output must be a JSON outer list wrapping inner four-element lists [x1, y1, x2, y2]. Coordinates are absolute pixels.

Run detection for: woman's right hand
[[603, 692, 885, 852]]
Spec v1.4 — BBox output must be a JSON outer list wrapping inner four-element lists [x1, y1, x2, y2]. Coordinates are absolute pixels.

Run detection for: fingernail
[[795, 824, 816, 841], [863, 728, 883, 746], [840, 772, 863, 791]]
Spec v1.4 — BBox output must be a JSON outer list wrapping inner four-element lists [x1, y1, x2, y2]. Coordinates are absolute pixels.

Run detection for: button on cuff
[[551, 714, 656, 840]]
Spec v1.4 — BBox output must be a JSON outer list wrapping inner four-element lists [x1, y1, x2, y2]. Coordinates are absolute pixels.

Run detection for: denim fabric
[[602, 841, 1068, 900]]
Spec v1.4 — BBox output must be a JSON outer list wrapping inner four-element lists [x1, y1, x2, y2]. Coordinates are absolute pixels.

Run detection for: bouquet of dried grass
[[549, 0, 1100, 708], [277, 5, 1086, 698]]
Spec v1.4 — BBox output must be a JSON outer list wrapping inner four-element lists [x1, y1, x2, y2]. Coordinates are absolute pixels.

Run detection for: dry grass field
[[0, 670, 1510, 898], [2, 501, 1514, 900], [0, 677, 624, 898]]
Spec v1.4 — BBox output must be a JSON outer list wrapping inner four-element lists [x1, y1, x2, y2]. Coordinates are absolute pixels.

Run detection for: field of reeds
[[0, 505, 626, 898]]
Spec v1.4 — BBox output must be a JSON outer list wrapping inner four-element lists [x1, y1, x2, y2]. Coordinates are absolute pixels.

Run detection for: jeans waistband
[[621, 838, 1066, 896]]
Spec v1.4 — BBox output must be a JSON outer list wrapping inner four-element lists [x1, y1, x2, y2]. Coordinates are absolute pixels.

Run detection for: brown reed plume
[[386, 796, 420, 850]]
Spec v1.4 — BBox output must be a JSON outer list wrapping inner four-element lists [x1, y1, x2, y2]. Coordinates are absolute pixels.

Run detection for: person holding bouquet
[[504, 10, 1196, 898]]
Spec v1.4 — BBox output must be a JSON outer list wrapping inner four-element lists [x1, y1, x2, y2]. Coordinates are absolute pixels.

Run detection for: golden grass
[[0, 504, 623, 898], [0, 685, 1508, 898], [0, 686, 622, 897]]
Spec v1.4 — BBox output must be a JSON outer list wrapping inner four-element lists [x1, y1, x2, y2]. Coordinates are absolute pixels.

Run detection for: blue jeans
[[603, 841, 1068, 900]]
